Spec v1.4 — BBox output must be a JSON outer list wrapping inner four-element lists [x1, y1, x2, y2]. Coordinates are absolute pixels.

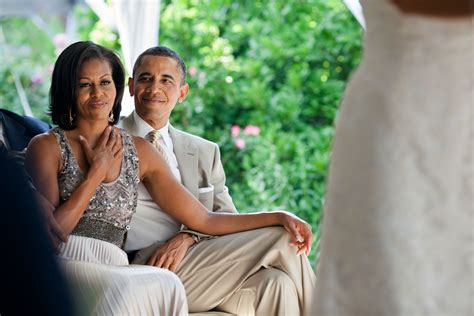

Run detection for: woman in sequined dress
[[26, 42, 188, 315], [25, 41, 313, 315]]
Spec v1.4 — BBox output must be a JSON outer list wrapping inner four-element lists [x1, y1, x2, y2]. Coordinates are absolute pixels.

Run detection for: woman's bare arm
[[135, 137, 313, 255], [391, 0, 473, 17], [25, 127, 120, 236]]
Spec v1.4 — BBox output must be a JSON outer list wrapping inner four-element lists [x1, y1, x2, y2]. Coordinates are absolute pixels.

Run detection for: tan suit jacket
[[120, 112, 237, 236]]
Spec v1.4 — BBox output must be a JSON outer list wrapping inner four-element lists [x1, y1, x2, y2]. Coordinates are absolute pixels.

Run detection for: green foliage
[[74, 5, 120, 51], [159, 0, 362, 265], [0, 1, 362, 266], [0, 16, 58, 121]]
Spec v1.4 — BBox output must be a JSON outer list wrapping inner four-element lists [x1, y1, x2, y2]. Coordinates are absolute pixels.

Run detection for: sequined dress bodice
[[53, 127, 140, 248]]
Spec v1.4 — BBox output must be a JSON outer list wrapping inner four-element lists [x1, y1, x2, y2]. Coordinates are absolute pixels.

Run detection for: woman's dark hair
[[49, 41, 125, 129]]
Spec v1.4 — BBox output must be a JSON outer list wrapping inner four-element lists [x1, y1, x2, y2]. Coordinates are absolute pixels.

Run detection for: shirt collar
[[133, 111, 172, 148]]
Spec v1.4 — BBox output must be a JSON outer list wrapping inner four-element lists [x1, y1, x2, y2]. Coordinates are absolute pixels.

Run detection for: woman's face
[[75, 58, 116, 122]]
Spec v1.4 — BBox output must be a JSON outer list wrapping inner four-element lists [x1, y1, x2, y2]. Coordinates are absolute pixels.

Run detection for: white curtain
[[112, 0, 160, 75], [113, 0, 160, 115], [86, 0, 161, 115]]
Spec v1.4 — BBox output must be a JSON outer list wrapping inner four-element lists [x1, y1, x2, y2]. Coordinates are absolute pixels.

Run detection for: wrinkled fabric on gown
[[314, 1, 473, 315]]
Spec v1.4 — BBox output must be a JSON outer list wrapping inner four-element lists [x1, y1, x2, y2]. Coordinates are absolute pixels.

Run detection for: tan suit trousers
[[133, 227, 316, 315]]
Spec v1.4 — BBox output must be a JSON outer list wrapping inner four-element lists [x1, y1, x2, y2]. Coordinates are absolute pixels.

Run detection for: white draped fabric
[[112, 0, 161, 115], [85, 0, 161, 115], [112, 0, 160, 75]]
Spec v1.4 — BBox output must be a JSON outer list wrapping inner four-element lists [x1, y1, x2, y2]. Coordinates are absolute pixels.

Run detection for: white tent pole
[[0, 26, 34, 117], [112, 0, 161, 116], [31, 14, 56, 39], [343, 0, 365, 29], [12, 71, 34, 117], [84, 0, 115, 27], [84, 0, 161, 116]]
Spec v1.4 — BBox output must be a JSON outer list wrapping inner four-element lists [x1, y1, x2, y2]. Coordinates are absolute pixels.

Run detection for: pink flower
[[198, 72, 206, 81], [53, 33, 68, 49], [230, 125, 240, 138], [243, 125, 260, 136], [189, 66, 197, 77], [48, 64, 55, 75], [235, 138, 246, 149], [53, 33, 69, 56], [30, 73, 43, 85]]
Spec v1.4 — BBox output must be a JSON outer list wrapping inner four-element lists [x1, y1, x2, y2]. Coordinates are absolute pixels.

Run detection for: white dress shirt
[[123, 112, 183, 251]]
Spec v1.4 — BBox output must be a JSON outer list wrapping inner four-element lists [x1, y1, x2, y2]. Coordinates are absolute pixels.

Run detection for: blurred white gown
[[314, 0, 473, 315]]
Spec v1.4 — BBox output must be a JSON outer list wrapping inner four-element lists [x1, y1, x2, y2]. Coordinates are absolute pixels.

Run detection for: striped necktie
[[146, 130, 170, 165]]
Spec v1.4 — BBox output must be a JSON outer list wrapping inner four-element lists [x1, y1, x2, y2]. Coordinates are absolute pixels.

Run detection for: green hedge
[[159, 0, 362, 265]]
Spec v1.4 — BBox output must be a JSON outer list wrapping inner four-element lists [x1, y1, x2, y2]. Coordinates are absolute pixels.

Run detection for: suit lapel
[[169, 125, 199, 198], [122, 116, 199, 198]]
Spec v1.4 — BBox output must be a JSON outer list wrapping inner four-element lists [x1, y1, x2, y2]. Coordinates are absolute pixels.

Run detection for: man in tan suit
[[121, 46, 316, 315]]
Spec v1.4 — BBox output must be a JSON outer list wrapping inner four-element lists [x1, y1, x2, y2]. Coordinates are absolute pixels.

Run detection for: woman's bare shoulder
[[28, 130, 58, 150], [131, 135, 154, 154], [25, 129, 62, 174], [27, 130, 62, 164]]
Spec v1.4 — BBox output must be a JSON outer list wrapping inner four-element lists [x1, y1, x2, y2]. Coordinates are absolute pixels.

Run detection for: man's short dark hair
[[49, 41, 125, 130], [132, 46, 187, 85]]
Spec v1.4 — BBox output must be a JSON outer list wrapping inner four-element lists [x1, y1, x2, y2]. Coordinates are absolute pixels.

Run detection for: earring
[[69, 108, 74, 125], [109, 112, 114, 123]]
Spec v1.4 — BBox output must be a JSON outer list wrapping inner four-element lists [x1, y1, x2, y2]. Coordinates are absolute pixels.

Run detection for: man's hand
[[146, 233, 196, 272], [34, 191, 67, 250]]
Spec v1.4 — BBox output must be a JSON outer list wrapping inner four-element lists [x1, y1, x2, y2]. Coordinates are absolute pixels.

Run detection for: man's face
[[129, 55, 188, 123]]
